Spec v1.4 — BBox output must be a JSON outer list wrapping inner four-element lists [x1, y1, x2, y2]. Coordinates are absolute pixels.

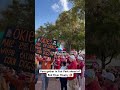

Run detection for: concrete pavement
[[35, 76, 84, 90], [35, 77, 60, 90]]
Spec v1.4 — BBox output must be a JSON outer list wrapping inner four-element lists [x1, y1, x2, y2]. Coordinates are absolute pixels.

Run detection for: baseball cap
[[102, 72, 115, 82], [77, 56, 84, 60], [70, 55, 76, 61]]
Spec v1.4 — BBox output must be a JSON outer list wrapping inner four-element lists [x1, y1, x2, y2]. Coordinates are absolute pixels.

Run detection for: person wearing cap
[[85, 69, 101, 90], [102, 72, 118, 90], [67, 55, 78, 90], [77, 56, 84, 77]]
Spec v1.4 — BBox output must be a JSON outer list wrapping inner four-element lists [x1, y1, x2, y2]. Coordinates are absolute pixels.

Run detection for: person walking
[[39, 56, 53, 90], [102, 72, 118, 90], [85, 69, 101, 90], [67, 55, 78, 90], [77, 55, 85, 90], [60, 62, 67, 90]]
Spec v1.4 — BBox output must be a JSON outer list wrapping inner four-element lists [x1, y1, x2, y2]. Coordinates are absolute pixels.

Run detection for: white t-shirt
[[60, 66, 67, 78], [60, 66, 67, 70]]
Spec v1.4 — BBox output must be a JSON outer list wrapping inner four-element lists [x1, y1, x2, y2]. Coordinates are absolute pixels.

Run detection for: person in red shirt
[[54, 56, 61, 69], [77, 56, 85, 88], [61, 56, 67, 62], [67, 55, 78, 90], [102, 72, 118, 90], [85, 69, 101, 90], [77, 56, 84, 77]]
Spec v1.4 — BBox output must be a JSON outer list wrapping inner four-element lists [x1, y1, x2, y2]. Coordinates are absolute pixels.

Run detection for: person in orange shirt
[[39, 56, 53, 90]]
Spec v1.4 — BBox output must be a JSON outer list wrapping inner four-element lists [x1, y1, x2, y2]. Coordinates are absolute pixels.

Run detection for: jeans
[[35, 69, 39, 84], [9, 83, 17, 90], [60, 78, 67, 90], [41, 74, 49, 90]]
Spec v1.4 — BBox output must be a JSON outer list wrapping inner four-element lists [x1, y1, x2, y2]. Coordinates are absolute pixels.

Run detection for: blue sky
[[0, 0, 11, 10], [35, 0, 72, 30], [0, 0, 12, 19]]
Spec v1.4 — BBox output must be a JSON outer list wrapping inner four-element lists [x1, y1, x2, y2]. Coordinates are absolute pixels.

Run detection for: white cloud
[[60, 0, 69, 11], [51, 0, 69, 12], [51, 3, 60, 12]]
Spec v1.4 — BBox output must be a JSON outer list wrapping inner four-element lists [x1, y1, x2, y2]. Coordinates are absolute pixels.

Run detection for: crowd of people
[[35, 51, 85, 90], [35, 50, 120, 90], [0, 64, 34, 90], [1, 50, 119, 90], [85, 64, 120, 90]]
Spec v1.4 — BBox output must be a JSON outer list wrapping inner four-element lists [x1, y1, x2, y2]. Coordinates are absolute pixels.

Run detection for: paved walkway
[[35, 76, 60, 90], [35, 75, 84, 90]]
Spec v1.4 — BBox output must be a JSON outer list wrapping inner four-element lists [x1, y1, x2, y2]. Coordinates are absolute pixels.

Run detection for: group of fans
[[85, 64, 120, 90], [1, 50, 119, 90], [35, 51, 85, 90], [35, 50, 120, 90]]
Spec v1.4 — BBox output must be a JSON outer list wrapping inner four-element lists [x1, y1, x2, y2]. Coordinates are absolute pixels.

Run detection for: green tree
[[56, 10, 85, 52], [36, 23, 59, 39], [86, 0, 120, 69], [36, 0, 85, 52], [1, 0, 34, 30], [55, 0, 85, 52]]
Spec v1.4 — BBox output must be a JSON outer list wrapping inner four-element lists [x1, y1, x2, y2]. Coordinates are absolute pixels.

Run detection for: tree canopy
[[36, 0, 85, 52], [0, 0, 34, 31], [86, 0, 120, 68]]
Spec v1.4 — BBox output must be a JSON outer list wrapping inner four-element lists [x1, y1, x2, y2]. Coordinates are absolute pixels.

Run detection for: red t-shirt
[[67, 58, 70, 64], [67, 60, 77, 80], [77, 61, 84, 76], [54, 59, 61, 69], [77, 61, 84, 69], [103, 85, 118, 90], [85, 80, 101, 90]]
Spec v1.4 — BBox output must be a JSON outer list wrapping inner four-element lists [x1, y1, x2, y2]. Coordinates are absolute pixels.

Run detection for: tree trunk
[[105, 54, 114, 66], [67, 43, 71, 53], [102, 60, 106, 69], [100, 53, 106, 69], [66, 40, 71, 53]]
